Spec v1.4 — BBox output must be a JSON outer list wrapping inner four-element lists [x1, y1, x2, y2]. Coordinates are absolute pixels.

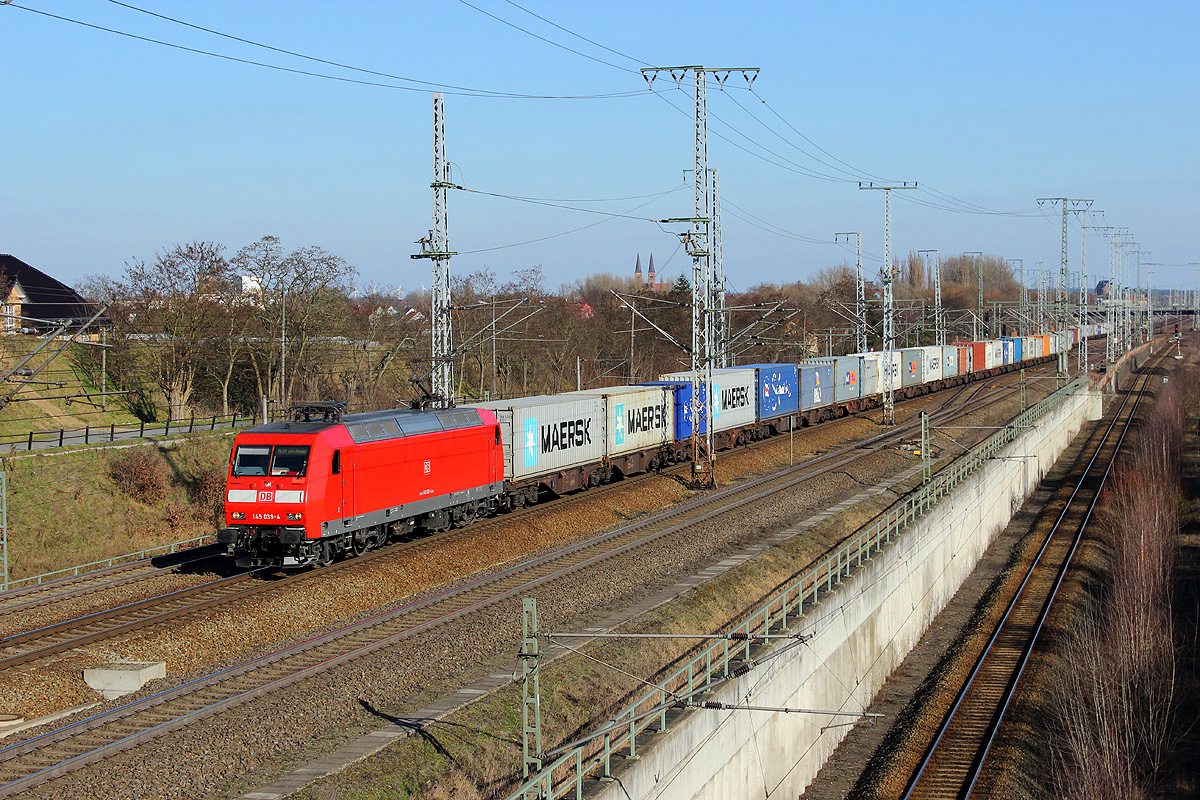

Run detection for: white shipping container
[[560, 385, 674, 458], [920, 345, 944, 383], [472, 395, 605, 481], [660, 367, 757, 432], [849, 351, 902, 392]]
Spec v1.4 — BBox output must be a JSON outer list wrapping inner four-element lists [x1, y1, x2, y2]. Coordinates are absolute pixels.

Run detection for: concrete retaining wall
[[595, 387, 1103, 800]]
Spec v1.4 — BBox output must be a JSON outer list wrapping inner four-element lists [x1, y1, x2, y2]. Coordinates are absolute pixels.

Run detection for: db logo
[[257, 491, 274, 503], [423, 460, 431, 475]]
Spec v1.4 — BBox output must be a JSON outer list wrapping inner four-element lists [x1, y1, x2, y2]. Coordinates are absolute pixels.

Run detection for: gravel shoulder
[[0, 379, 1052, 799]]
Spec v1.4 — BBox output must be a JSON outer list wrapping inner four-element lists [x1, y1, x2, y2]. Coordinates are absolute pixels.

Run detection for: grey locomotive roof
[[248, 406, 485, 445]]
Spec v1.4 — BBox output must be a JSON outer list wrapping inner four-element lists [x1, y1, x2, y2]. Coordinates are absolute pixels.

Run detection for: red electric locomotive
[[218, 403, 505, 568]]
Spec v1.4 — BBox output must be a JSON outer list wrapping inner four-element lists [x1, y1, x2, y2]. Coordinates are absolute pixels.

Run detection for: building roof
[[0, 254, 106, 328]]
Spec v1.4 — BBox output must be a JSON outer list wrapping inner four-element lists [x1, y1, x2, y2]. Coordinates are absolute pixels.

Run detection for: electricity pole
[[1035, 262, 1047, 333], [860, 182, 916, 425], [1117, 232, 1134, 351], [1077, 208, 1099, 374], [1037, 198, 1093, 331], [1144, 262, 1153, 338], [1007, 259, 1025, 335], [1132, 248, 1150, 342], [710, 168, 728, 368], [412, 93, 456, 407], [919, 249, 944, 345], [644, 66, 758, 487], [1094, 227, 1117, 364], [965, 251, 983, 338], [837, 231, 866, 351]]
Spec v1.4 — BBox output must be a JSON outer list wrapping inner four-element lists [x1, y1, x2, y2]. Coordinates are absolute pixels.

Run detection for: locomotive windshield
[[232, 445, 271, 476], [270, 445, 310, 476], [232, 444, 310, 477]]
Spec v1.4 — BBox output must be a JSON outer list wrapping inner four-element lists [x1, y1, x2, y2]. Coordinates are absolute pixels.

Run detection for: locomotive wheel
[[317, 541, 335, 567], [351, 532, 369, 557], [459, 503, 478, 526]]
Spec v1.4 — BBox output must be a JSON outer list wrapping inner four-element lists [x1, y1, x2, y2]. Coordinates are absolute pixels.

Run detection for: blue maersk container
[[799, 363, 835, 410], [1002, 336, 1023, 362], [741, 363, 799, 421], [640, 381, 705, 440], [806, 357, 861, 402]]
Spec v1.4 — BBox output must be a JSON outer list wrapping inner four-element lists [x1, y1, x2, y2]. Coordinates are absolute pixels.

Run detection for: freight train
[[218, 326, 1102, 568]]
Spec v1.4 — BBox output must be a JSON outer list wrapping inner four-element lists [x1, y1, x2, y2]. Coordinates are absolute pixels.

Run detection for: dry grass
[[3, 434, 237, 579], [0, 337, 142, 440], [986, 349, 1195, 799], [292, 473, 900, 799]]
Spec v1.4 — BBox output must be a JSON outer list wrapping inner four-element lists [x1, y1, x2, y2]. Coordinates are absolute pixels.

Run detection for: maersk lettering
[[541, 418, 593, 453], [720, 386, 750, 411], [626, 404, 668, 434]]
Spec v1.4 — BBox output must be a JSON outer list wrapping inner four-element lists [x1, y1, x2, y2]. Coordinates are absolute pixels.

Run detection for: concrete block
[[83, 661, 166, 700]]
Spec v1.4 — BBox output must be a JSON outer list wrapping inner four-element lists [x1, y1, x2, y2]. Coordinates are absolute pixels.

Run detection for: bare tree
[[112, 241, 234, 419], [231, 236, 357, 408]]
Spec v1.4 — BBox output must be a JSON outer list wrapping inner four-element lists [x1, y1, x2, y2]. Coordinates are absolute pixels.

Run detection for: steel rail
[[0, 546, 226, 614], [0, 365, 1046, 669], [963, 349, 1167, 795], [0, 376, 1030, 795], [900, 345, 1168, 799], [0, 352, 1066, 607]]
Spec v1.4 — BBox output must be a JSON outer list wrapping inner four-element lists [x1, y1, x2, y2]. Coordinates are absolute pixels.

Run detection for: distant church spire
[[647, 253, 656, 286], [634, 253, 643, 282]]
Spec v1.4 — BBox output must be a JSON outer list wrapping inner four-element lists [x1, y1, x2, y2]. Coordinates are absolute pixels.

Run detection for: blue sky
[[4, 1, 1198, 294]]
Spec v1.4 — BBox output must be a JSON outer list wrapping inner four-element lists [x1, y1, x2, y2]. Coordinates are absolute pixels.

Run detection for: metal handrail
[[4, 534, 216, 591], [506, 376, 1089, 800]]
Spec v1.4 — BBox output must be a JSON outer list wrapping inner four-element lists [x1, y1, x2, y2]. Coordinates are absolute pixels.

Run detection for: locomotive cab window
[[232, 445, 271, 477], [331, 449, 341, 475], [270, 445, 310, 476]]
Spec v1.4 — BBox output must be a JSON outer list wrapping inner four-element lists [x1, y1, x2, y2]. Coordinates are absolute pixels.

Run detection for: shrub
[[109, 448, 169, 503], [164, 501, 191, 533], [192, 466, 227, 515]]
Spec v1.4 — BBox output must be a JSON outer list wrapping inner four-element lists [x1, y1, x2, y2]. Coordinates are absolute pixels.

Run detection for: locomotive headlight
[[231, 512, 246, 520], [287, 513, 303, 521]]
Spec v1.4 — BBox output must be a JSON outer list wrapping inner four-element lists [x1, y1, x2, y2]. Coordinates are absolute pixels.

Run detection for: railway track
[[0, 360, 1058, 676], [0, 367, 1041, 795], [0, 546, 227, 617], [900, 344, 1169, 800], [0, 349, 1077, 622]]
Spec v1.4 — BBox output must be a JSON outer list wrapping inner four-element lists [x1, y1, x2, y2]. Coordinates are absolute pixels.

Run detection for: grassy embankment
[[0, 336, 142, 442], [0, 335, 235, 579], [4, 437, 233, 580]]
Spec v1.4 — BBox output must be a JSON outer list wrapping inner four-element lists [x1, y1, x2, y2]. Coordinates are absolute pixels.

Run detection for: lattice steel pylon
[[919, 249, 943, 345], [1038, 197, 1092, 375], [860, 182, 915, 425], [411, 93, 456, 407], [837, 232, 866, 352], [1095, 226, 1117, 364], [710, 168, 728, 368], [518, 598, 544, 791], [1007, 259, 1025, 335], [1079, 211, 1090, 373], [1035, 262, 1047, 334], [1132, 247, 1150, 343], [644, 66, 758, 486], [1115, 230, 1132, 351]]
